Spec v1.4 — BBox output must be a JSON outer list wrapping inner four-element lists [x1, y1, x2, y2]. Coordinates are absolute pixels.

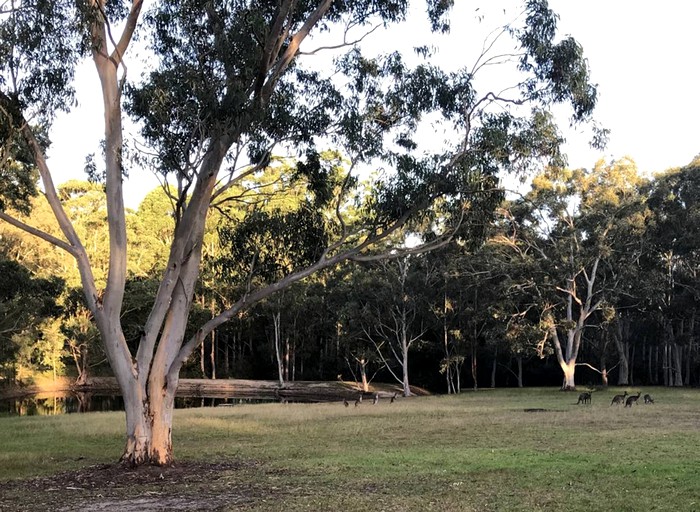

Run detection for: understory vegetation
[[1, 388, 698, 511]]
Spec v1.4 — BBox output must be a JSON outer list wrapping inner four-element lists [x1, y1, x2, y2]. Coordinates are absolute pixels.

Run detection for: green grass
[[1, 387, 700, 511]]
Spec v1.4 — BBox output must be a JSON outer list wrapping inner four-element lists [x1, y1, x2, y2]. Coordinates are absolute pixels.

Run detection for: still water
[[0, 392, 275, 417]]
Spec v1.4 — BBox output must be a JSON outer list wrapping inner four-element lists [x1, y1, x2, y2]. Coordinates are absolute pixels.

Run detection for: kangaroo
[[577, 392, 592, 404], [643, 393, 654, 404], [390, 392, 397, 403], [610, 391, 628, 406], [343, 399, 349, 407], [625, 392, 642, 407]]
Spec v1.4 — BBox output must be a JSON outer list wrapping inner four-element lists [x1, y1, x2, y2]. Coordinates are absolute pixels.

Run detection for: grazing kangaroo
[[644, 394, 654, 404], [577, 392, 592, 404], [610, 391, 628, 406], [625, 392, 642, 407], [390, 392, 397, 403]]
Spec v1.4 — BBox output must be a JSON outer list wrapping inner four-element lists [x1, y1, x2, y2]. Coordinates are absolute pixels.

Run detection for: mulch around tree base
[[0, 460, 274, 512]]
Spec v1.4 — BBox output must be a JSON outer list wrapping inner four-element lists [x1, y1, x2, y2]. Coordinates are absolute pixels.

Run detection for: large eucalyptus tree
[[499, 158, 647, 389], [0, 0, 597, 465]]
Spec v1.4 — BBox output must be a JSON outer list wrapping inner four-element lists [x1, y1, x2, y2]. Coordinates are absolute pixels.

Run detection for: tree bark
[[273, 312, 284, 388], [672, 343, 683, 387], [471, 342, 478, 391], [401, 325, 411, 397], [120, 376, 177, 466], [560, 360, 576, 390], [613, 318, 629, 385]]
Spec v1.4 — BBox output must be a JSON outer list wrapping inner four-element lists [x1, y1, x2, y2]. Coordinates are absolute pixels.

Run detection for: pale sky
[[45, 1, 700, 208], [547, 0, 700, 173]]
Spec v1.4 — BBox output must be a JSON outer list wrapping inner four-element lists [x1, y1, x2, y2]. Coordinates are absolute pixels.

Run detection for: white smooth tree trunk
[[273, 312, 284, 388]]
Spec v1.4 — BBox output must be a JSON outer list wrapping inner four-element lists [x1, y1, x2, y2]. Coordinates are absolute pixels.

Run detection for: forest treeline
[[1, 155, 698, 392]]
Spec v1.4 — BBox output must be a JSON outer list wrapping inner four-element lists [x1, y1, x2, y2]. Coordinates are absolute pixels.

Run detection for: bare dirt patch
[[0, 460, 273, 512]]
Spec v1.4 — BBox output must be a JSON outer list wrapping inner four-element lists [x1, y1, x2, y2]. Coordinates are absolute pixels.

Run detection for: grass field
[[1, 387, 699, 511]]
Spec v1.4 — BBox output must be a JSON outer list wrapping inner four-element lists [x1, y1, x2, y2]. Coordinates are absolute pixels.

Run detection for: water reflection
[[0, 392, 277, 417]]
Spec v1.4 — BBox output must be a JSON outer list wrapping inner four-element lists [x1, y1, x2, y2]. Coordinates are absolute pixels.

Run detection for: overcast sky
[[45, 1, 700, 208]]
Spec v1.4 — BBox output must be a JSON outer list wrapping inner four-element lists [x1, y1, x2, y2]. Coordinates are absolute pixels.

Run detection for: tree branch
[[261, 0, 334, 102], [0, 211, 76, 256]]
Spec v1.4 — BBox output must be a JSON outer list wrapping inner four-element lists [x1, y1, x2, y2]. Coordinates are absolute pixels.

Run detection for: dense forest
[[2, 155, 698, 392]]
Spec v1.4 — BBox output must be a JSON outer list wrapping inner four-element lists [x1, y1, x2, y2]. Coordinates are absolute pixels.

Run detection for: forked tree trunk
[[560, 360, 576, 390], [121, 376, 178, 466], [549, 323, 580, 390], [547, 257, 603, 391]]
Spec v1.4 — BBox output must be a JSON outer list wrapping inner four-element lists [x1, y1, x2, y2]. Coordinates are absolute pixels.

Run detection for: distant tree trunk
[[69, 341, 90, 386], [687, 315, 696, 386], [490, 347, 497, 388], [210, 331, 216, 379], [273, 312, 284, 388], [613, 318, 630, 385], [291, 339, 296, 382], [516, 355, 523, 388], [456, 359, 462, 393], [672, 343, 684, 386], [560, 360, 576, 390], [223, 334, 230, 377], [442, 293, 452, 394], [629, 344, 635, 385], [654, 345, 660, 385], [548, 320, 580, 390], [359, 357, 369, 392], [598, 348, 609, 386], [284, 337, 290, 382], [401, 326, 411, 397], [200, 336, 206, 378], [471, 342, 478, 390]]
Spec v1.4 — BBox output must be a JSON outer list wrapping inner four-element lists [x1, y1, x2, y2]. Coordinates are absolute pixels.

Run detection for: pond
[[0, 392, 278, 417]]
